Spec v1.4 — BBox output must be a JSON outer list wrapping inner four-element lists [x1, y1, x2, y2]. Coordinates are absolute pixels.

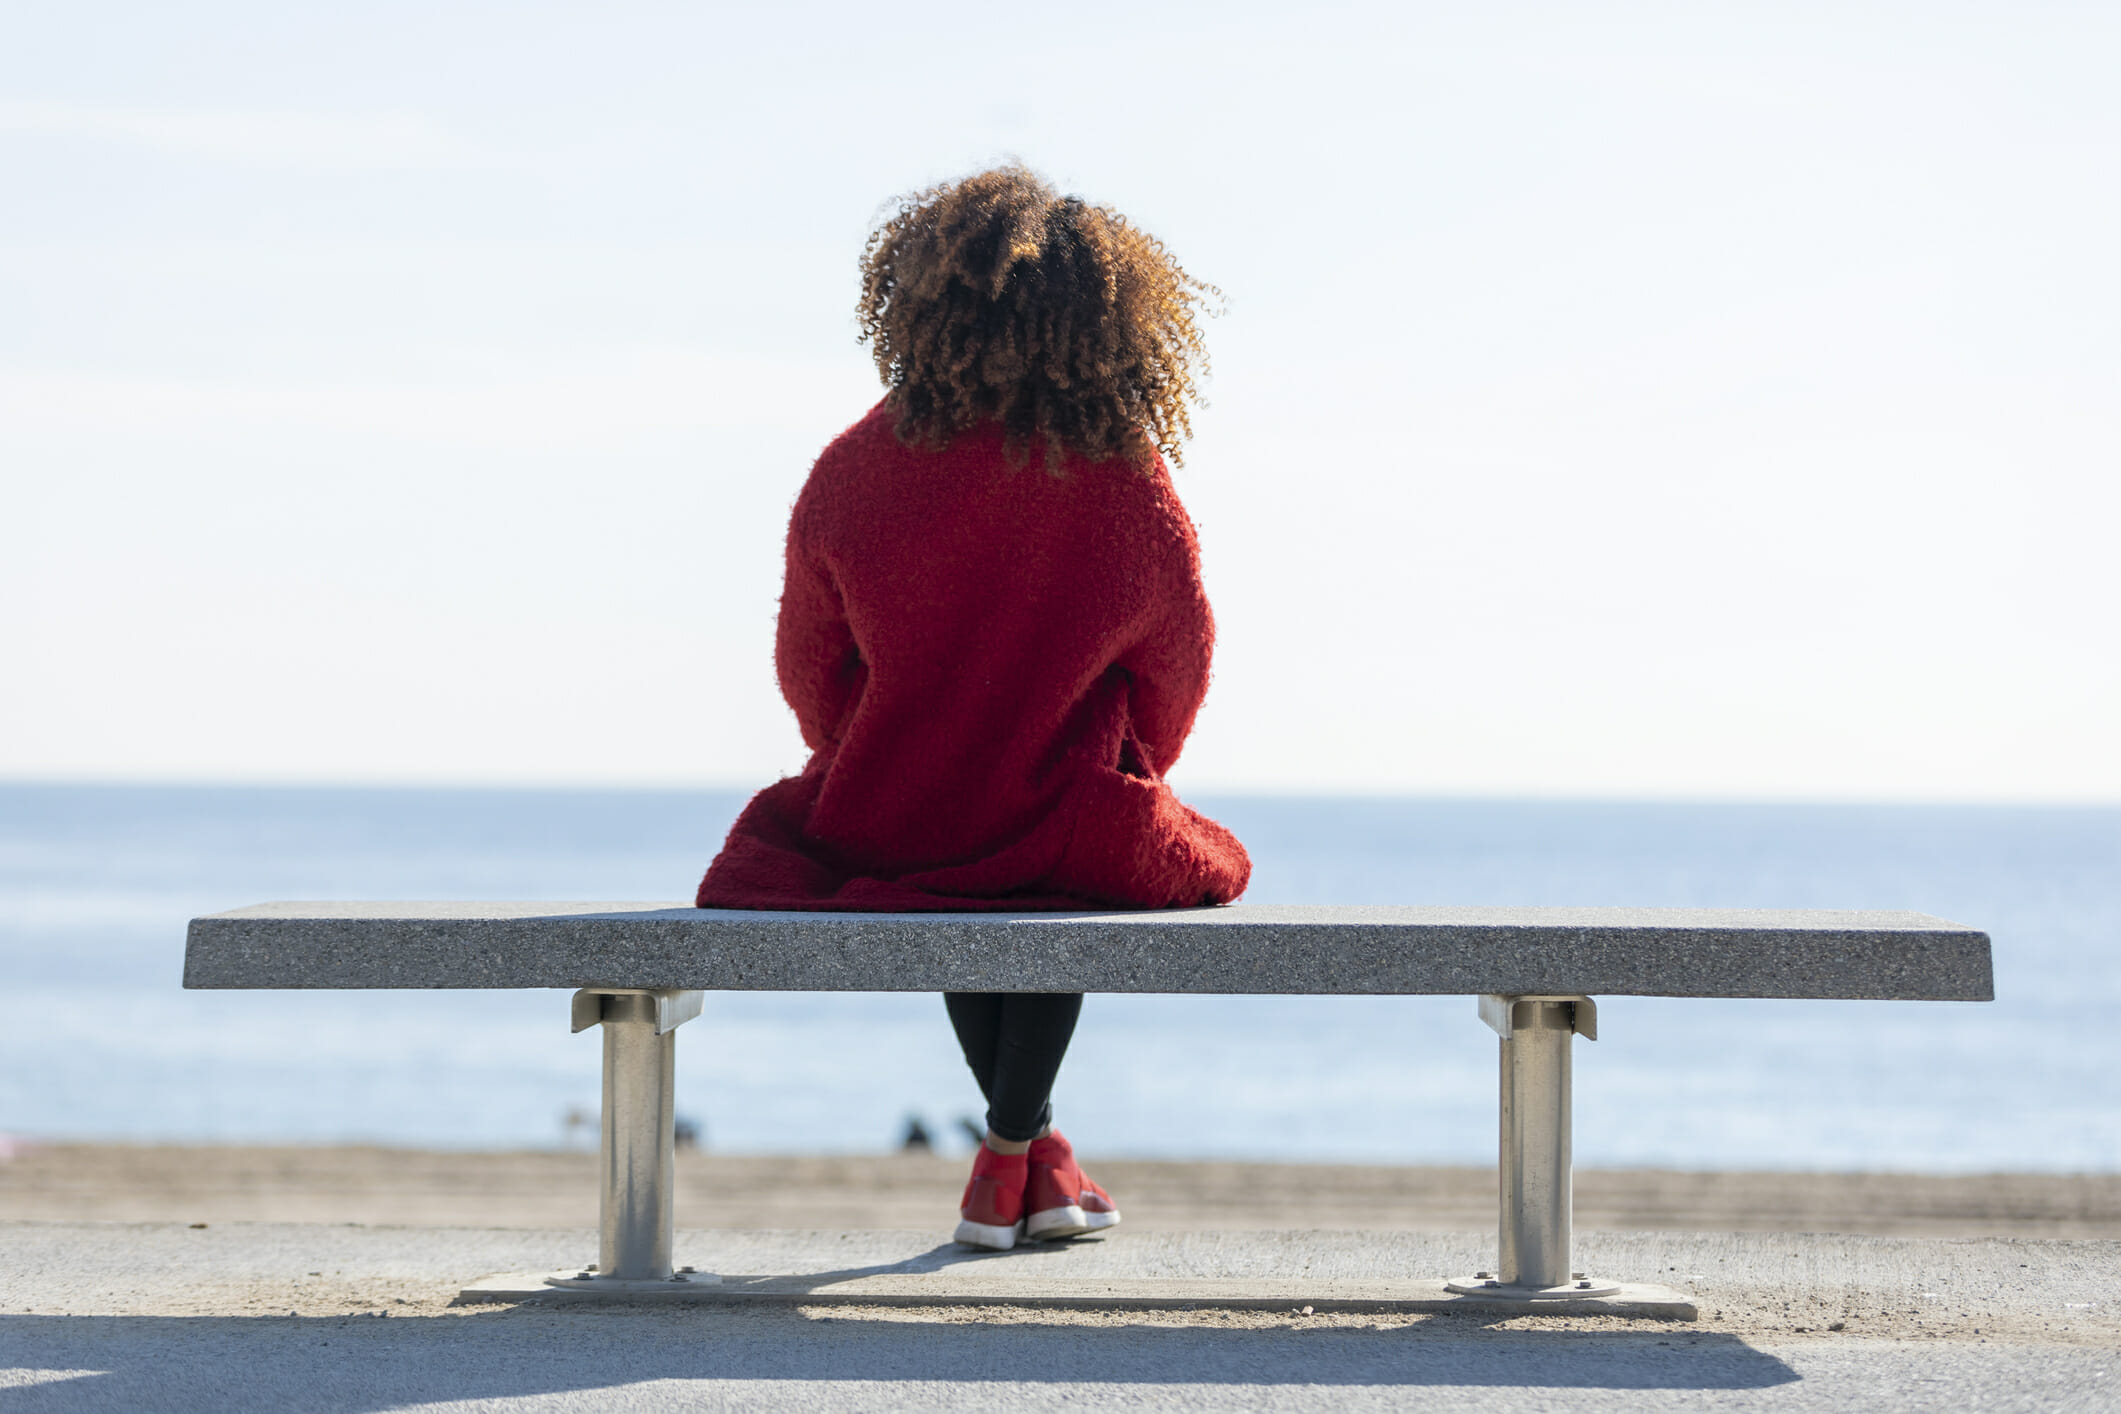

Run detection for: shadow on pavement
[[700, 1237, 1085, 1295], [0, 1308, 1797, 1409]]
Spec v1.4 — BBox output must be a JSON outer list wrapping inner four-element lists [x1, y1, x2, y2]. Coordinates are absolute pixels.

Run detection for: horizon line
[[2, 774, 2116, 813]]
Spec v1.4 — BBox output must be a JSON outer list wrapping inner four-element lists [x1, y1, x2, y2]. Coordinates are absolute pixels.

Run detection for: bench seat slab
[[184, 903, 1994, 1000]]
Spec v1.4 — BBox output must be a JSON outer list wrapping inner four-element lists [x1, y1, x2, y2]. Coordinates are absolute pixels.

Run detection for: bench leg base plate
[[1446, 1275, 1621, 1300], [463, 1267, 727, 1299]]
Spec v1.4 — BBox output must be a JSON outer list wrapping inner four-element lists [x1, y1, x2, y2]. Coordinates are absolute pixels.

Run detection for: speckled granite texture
[[183, 903, 1992, 1000]]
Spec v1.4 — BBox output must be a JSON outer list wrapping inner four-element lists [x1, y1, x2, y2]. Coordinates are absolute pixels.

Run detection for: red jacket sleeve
[[1113, 494, 1215, 778], [774, 501, 865, 754]]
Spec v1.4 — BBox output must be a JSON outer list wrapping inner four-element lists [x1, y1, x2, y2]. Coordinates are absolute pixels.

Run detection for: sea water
[[0, 785, 2114, 1171]]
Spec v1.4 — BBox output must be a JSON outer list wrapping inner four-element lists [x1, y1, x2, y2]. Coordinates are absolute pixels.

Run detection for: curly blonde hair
[[857, 164, 1216, 470]]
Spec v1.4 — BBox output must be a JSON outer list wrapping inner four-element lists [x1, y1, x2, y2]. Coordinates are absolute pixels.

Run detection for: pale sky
[[5, 1, 2117, 800]]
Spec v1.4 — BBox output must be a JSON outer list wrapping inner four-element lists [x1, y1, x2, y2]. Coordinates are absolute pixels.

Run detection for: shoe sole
[[1022, 1204, 1119, 1238], [954, 1217, 1022, 1250], [1026, 1204, 1098, 1240], [1027, 1200, 1124, 1240]]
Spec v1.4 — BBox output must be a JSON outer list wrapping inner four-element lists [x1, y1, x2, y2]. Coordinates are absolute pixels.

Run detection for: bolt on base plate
[[1445, 1275, 1621, 1300], [542, 1266, 723, 1295]]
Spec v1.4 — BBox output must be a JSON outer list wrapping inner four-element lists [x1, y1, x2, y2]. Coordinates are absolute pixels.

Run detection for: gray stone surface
[[0, 1222, 2110, 1412], [185, 902, 1993, 999], [458, 1268, 1699, 1319]]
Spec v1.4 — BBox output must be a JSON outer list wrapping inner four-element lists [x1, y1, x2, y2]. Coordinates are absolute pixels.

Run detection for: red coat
[[696, 403, 1250, 912]]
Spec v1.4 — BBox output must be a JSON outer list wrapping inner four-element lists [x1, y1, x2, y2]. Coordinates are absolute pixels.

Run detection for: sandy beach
[[3, 1143, 2114, 1237]]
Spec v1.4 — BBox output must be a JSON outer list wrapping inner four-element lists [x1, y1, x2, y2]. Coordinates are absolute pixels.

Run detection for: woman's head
[[858, 164, 1215, 470]]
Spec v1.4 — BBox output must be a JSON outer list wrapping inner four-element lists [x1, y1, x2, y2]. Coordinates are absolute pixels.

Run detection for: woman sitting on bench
[[698, 164, 1250, 1250]]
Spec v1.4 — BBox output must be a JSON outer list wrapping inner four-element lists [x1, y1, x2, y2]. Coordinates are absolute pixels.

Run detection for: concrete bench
[[184, 902, 1992, 1311]]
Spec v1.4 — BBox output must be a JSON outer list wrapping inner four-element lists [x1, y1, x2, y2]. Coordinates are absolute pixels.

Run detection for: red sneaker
[[1025, 1130, 1121, 1240], [954, 1145, 1029, 1250]]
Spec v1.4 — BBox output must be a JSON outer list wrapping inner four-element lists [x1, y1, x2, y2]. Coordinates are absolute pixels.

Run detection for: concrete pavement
[[1, 1222, 2113, 1410]]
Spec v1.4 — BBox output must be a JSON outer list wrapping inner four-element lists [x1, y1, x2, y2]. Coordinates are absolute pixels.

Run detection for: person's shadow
[[698, 1235, 1063, 1295]]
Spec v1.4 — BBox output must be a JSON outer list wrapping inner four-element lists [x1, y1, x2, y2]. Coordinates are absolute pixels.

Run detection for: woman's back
[[698, 403, 1246, 911], [792, 404, 1208, 872]]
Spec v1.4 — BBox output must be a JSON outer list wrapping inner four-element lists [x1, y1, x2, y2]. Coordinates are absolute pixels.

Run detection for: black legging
[[943, 992, 1083, 1144]]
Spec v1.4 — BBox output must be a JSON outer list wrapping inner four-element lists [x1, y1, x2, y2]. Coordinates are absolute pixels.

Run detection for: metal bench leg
[[543, 987, 719, 1294], [1449, 994, 1619, 1301]]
